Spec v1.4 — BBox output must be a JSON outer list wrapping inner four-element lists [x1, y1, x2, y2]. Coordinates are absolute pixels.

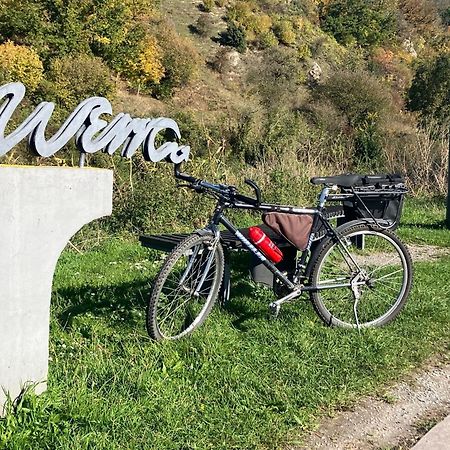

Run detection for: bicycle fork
[[178, 237, 219, 297]]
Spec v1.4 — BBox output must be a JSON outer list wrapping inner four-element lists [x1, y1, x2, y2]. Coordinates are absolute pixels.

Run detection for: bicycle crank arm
[[269, 288, 303, 318]]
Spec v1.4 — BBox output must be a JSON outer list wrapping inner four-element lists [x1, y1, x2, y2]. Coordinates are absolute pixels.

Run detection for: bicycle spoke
[[149, 236, 222, 340], [313, 228, 410, 328]]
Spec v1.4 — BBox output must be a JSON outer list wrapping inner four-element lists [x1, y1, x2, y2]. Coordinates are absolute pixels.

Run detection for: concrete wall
[[0, 166, 113, 414]]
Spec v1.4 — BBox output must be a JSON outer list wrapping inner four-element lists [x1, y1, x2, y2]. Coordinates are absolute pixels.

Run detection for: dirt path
[[289, 359, 450, 449], [407, 244, 450, 262]]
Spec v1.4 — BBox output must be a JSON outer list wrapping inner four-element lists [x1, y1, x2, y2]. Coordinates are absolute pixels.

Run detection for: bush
[[398, 0, 440, 33], [201, 0, 215, 12], [193, 15, 215, 37], [442, 7, 450, 26], [249, 14, 272, 35], [0, 0, 158, 70], [273, 20, 297, 46], [226, 1, 253, 24], [153, 25, 201, 97], [0, 41, 43, 91], [319, 71, 394, 161], [248, 47, 302, 108], [408, 54, 450, 124], [220, 22, 247, 52], [42, 54, 115, 110], [257, 30, 279, 49], [320, 0, 397, 48]]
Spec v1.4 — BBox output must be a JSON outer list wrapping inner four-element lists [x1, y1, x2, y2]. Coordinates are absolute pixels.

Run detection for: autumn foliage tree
[[0, 40, 43, 91], [127, 36, 165, 93]]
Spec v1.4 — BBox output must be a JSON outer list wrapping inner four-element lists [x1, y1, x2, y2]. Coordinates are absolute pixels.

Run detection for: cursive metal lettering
[[0, 82, 190, 163]]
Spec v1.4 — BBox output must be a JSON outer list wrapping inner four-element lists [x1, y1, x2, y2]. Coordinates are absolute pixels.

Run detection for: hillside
[[0, 0, 448, 232]]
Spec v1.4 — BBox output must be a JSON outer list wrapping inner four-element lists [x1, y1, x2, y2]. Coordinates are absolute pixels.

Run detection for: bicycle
[[146, 164, 413, 341]]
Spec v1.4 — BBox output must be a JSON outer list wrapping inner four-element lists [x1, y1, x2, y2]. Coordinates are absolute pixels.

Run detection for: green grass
[[1, 198, 449, 450], [399, 197, 450, 247]]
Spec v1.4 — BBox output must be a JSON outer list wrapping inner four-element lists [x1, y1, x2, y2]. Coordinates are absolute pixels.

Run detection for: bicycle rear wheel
[[147, 233, 224, 341], [309, 222, 413, 328]]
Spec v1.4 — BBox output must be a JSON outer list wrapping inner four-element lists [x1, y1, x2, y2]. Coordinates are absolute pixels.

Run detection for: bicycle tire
[[309, 222, 413, 328], [147, 233, 224, 341]]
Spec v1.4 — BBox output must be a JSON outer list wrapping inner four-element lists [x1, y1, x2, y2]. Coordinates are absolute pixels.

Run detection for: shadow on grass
[[55, 252, 261, 332], [402, 221, 448, 230], [55, 279, 151, 330]]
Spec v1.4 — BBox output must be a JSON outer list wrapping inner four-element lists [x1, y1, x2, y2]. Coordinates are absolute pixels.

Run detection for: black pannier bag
[[341, 174, 406, 230]]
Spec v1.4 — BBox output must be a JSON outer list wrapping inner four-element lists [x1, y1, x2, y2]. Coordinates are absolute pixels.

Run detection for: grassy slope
[[1, 198, 449, 449]]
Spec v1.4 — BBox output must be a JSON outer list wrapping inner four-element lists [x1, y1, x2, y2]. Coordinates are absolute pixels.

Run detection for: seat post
[[318, 186, 330, 209]]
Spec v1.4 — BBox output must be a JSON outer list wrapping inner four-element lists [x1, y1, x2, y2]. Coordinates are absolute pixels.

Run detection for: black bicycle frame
[[206, 186, 355, 293]]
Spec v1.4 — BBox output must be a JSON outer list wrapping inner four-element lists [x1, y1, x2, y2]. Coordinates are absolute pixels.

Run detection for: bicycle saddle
[[310, 174, 362, 188]]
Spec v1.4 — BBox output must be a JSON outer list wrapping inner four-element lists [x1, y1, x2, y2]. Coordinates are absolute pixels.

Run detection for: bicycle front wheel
[[309, 222, 413, 328], [147, 233, 224, 341]]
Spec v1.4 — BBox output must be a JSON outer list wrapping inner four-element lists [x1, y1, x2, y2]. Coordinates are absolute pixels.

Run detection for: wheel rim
[[315, 231, 409, 327], [156, 239, 219, 339]]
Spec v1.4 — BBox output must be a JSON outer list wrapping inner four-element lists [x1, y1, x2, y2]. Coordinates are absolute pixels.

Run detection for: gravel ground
[[289, 359, 450, 449]]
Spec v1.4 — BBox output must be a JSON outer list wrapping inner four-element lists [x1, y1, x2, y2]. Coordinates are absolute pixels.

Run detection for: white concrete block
[[0, 165, 113, 413]]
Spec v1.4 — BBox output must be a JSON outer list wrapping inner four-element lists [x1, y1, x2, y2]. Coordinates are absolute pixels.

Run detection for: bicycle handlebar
[[174, 163, 198, 184], [173, 163, 261, 206]]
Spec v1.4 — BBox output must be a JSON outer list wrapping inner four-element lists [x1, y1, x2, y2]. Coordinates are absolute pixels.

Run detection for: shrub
[[247, 47, 302, 108], [0, 41, 43, 91], [0, 0, 158, 68], [442, 7, 450, 26], [153, 25, 201, 97], [226, 1, 254, 24], [201, 0, 215, 12], [249, 14, 272, 35], [43, 54, 115, 110], [220, 22, 247, 52], [408, 54, 450, 124], [320, 0, 397, 48], [319, 71, 394, 161], [273, 20, 297, 46], [257, 30, 279, 49], [398, 0, 440, 33], [193, 15, 215, 37]]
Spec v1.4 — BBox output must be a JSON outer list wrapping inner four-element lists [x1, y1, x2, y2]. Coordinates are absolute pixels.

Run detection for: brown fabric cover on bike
[[262, 213, 313, 251]]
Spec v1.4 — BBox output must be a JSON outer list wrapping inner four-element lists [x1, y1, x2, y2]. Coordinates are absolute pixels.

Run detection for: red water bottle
[[248, 226, 283, 264]]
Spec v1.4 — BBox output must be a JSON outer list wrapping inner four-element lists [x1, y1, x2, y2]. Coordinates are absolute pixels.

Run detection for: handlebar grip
[[174, 163, 197, 183], [244, 179, 261, 205]]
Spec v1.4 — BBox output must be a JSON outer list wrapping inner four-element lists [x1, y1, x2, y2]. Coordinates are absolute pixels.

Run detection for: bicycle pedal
[[269, 302, 280, 318]]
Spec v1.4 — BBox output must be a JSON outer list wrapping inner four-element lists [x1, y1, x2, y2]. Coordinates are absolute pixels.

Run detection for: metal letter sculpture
[[0, 82, 190, 163]]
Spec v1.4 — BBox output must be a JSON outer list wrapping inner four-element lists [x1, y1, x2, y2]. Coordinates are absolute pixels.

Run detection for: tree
[[0, 40, 43, 91], [220, 22, 247, 53], [408, 54, 450, 124]]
